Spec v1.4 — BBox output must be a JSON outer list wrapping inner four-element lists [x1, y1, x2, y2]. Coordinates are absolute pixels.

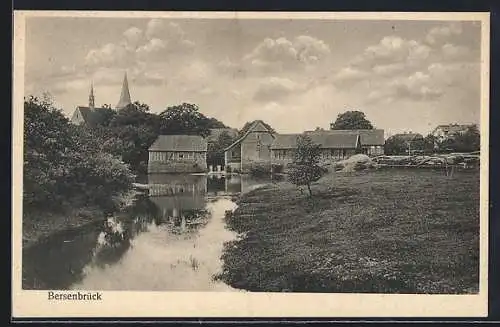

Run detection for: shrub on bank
[[23, 97, 135, 216], [271, 163, 284, 174], [248, 162, 272, 177]]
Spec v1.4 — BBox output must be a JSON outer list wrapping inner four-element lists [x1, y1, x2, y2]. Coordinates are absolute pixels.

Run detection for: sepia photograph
[[12, 11, 489, 318]]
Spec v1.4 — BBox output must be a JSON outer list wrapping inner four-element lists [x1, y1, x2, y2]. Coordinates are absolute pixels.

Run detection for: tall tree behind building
[[330, 110, 374, 130]]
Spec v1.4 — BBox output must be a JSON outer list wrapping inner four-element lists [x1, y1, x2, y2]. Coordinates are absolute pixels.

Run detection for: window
[[179, 153, 184, 159]]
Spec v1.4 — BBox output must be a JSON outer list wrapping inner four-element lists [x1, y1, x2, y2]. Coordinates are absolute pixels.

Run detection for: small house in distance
[[271, 129, 384, 166], [223, 120, 275, 173], [70, 83, 111, 127], [432, 123, 477, 141], [148, 135, 208, 173], [71, 73, 133, 127]]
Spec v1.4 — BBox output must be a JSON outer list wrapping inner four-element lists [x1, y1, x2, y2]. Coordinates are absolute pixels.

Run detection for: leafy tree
[[443, 125, 480, 153], [287, 135, 324, 197], [95, 107, 116, 127], [158, 103, 212, 137], [107, 102, 161, 173], [410, 135, 426, 152], [207, 131, 236, 166], [157, 102, 229, 137], [132, 101, 150, 112], [206, 117, 229, 129], [23, 96, 134, 214], [384, 134, 425, 155], [384, 136, 407, 155], [331, 110, 374, 130], [423, 134, 439, 153]]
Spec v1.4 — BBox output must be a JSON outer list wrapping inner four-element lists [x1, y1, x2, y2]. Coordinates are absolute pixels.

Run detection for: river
[[22, 173, 273, 291]]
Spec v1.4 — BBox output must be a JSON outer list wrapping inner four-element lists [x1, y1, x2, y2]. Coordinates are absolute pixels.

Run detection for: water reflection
[[23, 173, 270, 291]]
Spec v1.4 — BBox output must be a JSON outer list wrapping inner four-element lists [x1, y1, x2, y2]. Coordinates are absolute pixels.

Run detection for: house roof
[[73, 106, 109, 127], [305, 129, 385, 145], [271, 133, 361, 149], [149, 135, 208, 152], [270, 134, 302, 149], [224, 120, 274, 151]]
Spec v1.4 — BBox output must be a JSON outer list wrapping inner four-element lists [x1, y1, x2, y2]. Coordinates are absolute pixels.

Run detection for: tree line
[[23, 96, 233, 216], [384, 127, 480, 155]]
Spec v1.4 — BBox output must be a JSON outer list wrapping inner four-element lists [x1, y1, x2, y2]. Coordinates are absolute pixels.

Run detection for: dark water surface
[[22, 174, 271, 291]]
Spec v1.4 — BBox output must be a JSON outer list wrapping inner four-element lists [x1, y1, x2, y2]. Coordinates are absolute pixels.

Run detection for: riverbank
[[23, 190, 137, 249], [218, 169, 480, 293]]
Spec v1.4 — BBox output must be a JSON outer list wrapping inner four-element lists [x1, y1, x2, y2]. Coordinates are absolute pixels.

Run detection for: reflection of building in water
[[224, 175, 242, 194], [148, 174, 207, 196], [147, 174, 208, 232], [207, 174, 226, 195]]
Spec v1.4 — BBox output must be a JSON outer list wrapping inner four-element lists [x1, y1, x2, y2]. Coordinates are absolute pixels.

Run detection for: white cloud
[[441, 43, 471, 61], [84, 19, 194, 71], [372, 63, 406, 76], [242, 35, 330, 73], [136, 38, 167, 61], [253, 76, 301, 102], [85, 42, 134, 69], [332, 67, 369, 84], [332, 22, 478, 107], [146, 19, 183, 40], [351, 36, 431, 69], [427, 62, 478, 89], [425, 23, 463, 45], [123, 26, 144, 49], [367, 71, 443, 104]]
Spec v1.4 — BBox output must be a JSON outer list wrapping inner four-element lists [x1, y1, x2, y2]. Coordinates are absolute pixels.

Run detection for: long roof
[[224, 120, 274, 151], [305, 129, 385, 145], [149, 135, 208, 152], [271, 133, 361, 149]]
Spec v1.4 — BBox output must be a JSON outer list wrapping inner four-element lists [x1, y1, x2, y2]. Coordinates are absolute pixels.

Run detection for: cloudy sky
[[24, 16, 482, 136]]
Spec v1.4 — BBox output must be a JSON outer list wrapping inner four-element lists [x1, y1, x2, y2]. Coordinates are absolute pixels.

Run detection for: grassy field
[[217, 168, 480, 293]]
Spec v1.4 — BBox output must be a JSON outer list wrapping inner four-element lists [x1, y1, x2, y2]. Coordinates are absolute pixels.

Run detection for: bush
[[23, 97, 134, 215], [271, 163, 284, 174], [286, 135, 324, 196], [248, 162, 272, 177]]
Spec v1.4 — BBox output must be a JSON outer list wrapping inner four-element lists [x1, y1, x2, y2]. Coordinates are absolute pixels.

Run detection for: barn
[[271, 129, 385, 166], [147, 135, 208, 173], [223, 120, 275, 173]]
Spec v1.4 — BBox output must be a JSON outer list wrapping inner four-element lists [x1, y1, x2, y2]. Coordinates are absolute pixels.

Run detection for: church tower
[[116, 72, 132, 109], [88, 81, 95, 110]]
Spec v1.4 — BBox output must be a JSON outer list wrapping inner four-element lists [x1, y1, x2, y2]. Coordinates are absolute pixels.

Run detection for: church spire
[[88, 81, 95, 110], [116, 72, 132, 109]]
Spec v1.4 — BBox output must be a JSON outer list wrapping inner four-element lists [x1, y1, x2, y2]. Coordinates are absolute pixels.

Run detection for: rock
[[333, 154, 377, 172]]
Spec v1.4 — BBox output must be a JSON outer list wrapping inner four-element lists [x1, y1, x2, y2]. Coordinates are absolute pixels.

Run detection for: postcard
[[12, 10, 489, 318]]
